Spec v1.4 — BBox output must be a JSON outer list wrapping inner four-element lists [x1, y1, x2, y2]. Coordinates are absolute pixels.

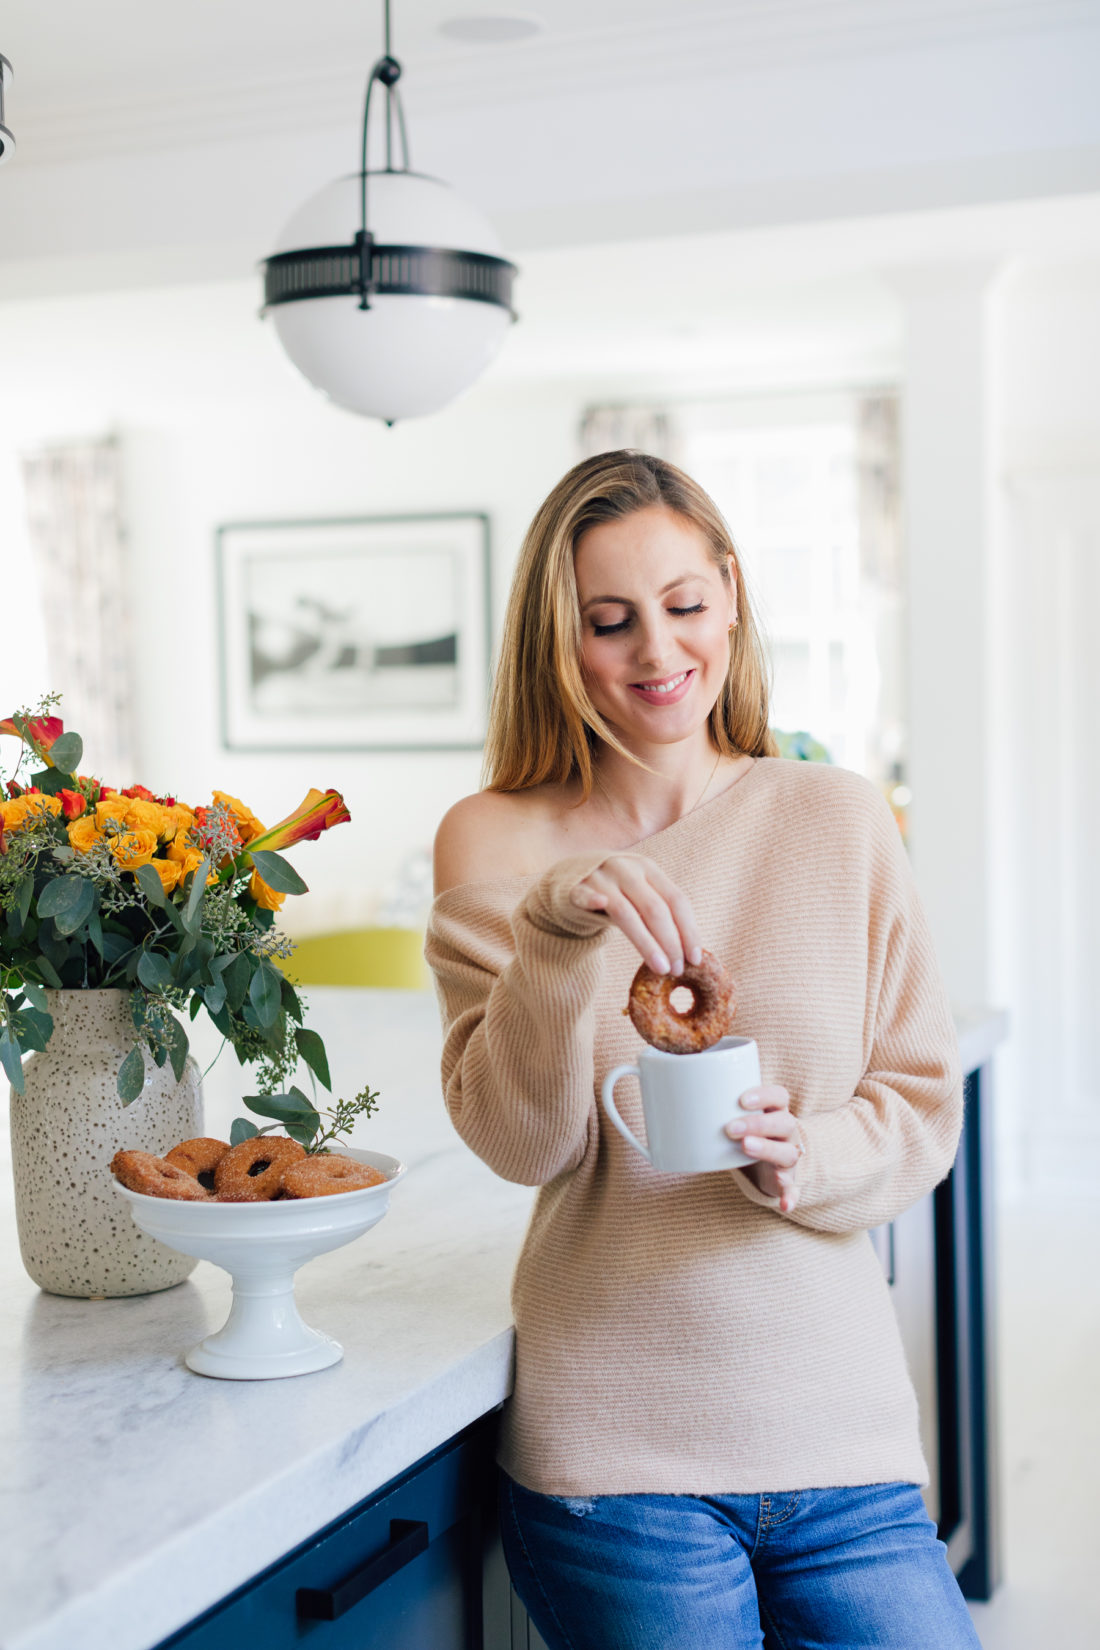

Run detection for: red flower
[[246, 789, 351, 854], [120, 784, 156, 802], [58, 788, 87, 820], [0, 714, 65, 765]]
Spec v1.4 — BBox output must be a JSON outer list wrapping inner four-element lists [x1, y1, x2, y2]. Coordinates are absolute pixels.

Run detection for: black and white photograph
[[215, 514, 491, 749]]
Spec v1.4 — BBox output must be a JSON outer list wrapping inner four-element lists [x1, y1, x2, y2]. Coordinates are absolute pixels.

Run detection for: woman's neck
[[588, 737, 742, 842]]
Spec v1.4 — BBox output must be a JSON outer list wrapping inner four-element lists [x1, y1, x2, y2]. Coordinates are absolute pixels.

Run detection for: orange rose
[[212, 791, 266, 847], [0, 792, 63, 832], [68, 816, 103, 854], [148, 858, 183, 895], [248, 868, 286, 911], [58, 788, 86, 820], [108, 828, 159, 871]]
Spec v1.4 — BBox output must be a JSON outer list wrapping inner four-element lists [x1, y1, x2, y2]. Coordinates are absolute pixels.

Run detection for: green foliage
[[0, 698, 360, 1135], [231, 1082, 380, 1156]]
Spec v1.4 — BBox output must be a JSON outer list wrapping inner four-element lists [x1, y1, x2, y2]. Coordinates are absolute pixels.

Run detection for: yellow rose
[[165, 827, 193, 863], [165, 803, 194, 839], [68, 815, 104, 854], [212, 791, 266, 846], [249, 868, 286, 911], [123, 797, 173, 840], [1, 793, 62, 832], [108, 827, 159, 871], [148, 858, 183, 895], [95, 792, 130, 831]]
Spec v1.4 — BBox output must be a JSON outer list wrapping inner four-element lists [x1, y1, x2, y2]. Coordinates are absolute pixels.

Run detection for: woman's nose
[[634, 611, 672, 668]]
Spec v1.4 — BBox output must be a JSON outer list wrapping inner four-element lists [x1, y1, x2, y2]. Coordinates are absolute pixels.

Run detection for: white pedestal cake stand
[[116, 1148, 406, 1379]]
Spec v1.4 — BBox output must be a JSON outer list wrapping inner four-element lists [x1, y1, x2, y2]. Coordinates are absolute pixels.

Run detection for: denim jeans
[[500, 1473, 983, 1650]]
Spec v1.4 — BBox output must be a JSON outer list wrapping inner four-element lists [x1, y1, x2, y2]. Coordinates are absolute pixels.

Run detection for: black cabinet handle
[[297, 1519, 430, 1621]]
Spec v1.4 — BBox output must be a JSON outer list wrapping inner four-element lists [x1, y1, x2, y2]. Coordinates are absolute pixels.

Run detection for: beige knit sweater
[[425, 757, 962, 1496]]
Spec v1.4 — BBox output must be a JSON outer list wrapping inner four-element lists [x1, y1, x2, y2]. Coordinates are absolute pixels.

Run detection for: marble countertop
[[0, 990, 534, 1650], [0, 991, 1008, 1650]]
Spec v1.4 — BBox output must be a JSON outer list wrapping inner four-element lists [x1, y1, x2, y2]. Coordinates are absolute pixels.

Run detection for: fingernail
[[649, 949, 670, 974], [740, 1091, 760, 1107], [670, 955, 684, 976], [726, 1121, 745, 1138], [743, 1136, 763, 1152], [688, 946, 702, 966]]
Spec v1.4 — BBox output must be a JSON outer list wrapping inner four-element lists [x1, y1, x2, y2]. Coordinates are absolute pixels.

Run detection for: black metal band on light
[[262, 242, 517, 316], [0, 54, 13, 164]]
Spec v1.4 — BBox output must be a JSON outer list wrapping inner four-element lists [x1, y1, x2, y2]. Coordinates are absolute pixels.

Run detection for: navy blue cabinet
[[156, 1416, 495, 1650]]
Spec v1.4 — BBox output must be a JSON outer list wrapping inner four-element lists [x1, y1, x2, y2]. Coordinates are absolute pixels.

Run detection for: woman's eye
[[592, 617, 631, 636], [669, 602, 706, 617]]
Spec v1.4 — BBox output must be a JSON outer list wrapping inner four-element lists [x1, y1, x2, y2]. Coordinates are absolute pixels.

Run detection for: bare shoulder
[[434, 788, 563, 894]]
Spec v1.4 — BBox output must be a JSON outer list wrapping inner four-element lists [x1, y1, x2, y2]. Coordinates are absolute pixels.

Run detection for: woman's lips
[[627, 669, 694, 706]]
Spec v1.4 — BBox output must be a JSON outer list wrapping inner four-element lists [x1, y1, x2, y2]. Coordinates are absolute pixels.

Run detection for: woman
[[426, 451, 979, 1649]]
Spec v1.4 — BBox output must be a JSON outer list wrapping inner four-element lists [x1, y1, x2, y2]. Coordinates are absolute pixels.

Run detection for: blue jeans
[[500, 1474, 982, 1650]]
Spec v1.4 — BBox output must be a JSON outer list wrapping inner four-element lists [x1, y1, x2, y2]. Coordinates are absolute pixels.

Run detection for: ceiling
[[1, 1, 1099, 301]]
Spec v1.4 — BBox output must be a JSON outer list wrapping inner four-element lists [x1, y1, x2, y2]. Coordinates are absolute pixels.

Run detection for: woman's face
[[573, 504, 736, 752]]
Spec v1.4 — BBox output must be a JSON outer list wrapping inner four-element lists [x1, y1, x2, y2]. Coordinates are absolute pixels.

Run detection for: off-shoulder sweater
[[425, 757, 962, 1496]]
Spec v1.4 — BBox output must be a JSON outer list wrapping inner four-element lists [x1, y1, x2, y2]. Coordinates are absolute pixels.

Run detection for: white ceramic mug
[[600, 1035, 761, 1173]]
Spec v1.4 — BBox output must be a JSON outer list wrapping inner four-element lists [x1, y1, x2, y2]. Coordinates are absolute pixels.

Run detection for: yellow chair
[[276, 927, 430, 991]]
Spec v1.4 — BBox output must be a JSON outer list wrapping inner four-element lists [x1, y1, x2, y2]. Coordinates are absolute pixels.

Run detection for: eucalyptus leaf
[[294, 1027, 331, 1091], [203, 980, 226, 1017], [284, 1121, 318, 1149], [165, 1017, 189, 1083], [184, 857, 211, 927], [21, 982, 48, 1012], [86, 906, 104, 957], [248, 962, 282, 1029], [189, 993, 203, 1021], [248, 849, 308, 896], [222, 953, 251, 1012], [134, 863, 168, 909], [52, 879, 95, 937], [16, 1007, 53, 1052], [15, 875, 34, 927], [0, 1032, 24, 1093], [229, 1116, 259, 1145], [243, 1090, 320, 1131], [34, 955, 63, 989], [29, 766, 68, 796], [116, 1044, 146, 1104], [280, 977, 303, 1024], [137, 950, 174, 992], [37, 876, 87, 920], [99, 933, 134, 966], [49, 731, 83, 773]]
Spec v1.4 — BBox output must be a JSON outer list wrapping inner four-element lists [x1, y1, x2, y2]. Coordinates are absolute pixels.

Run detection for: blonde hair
[[484, 450, 777, 796]]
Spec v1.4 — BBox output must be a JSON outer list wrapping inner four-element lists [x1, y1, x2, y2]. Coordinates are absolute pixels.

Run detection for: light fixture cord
[[356, 0, 411, 309]]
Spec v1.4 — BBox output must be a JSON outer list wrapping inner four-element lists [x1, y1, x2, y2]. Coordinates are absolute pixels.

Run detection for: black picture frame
[[215, 513, 492, 751]]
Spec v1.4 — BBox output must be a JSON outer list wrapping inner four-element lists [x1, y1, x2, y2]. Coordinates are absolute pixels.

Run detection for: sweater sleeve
[[733, 800, 963, 1235], [425, 851, 622, 1186]]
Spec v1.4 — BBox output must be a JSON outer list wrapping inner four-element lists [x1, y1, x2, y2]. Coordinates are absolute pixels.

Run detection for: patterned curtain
[[20, 438, 137, 783], [579, 404, 681, 463]]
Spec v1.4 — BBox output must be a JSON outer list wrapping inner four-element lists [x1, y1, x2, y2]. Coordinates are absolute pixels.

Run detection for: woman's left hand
[[726, 1086, 803, 1214]]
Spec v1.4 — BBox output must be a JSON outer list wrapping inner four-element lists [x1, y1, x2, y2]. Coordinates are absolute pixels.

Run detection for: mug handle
[[600, 1065, 651, 1163]]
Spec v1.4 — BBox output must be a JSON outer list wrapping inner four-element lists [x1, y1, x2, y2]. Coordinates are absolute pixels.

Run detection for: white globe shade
[[266, 171, 515, 423]]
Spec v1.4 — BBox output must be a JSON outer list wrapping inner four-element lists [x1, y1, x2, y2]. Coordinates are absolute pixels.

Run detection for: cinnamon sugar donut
[[110, 1149, 213, 1201], [213, 1135, 306, 1202], [627, 948, 736, 1055], [281, 1155, 386, 1199], [165, 1136, 230, 1193]]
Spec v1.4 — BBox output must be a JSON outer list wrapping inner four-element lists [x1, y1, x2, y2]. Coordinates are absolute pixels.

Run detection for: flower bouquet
[[0, 699, 353, 1146]]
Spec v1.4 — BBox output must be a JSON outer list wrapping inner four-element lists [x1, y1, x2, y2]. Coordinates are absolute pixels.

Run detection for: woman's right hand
[[569, 856, 702, 975]]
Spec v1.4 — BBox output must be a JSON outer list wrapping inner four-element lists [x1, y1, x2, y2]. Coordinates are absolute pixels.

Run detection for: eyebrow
[[580, 573, 706, 610]]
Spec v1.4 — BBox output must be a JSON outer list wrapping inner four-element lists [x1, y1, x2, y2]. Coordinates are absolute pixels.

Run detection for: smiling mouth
[[628, 670, 694, 701]]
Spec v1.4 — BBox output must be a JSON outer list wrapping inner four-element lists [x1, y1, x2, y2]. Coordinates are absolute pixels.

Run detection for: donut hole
[[669, 985, 696, 1018], [196, 1170, 217, 1192], [247, 1158, 273, 1177]]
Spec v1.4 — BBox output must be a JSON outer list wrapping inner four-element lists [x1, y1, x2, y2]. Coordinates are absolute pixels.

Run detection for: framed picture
[[215, 514, 491, 751]]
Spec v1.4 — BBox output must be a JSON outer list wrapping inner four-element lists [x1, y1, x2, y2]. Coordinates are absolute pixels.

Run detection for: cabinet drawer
[[157, 1417, 495, 1650]]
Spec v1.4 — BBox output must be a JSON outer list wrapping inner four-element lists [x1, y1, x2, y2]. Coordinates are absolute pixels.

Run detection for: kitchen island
[[0, 990, 1007, 1650]]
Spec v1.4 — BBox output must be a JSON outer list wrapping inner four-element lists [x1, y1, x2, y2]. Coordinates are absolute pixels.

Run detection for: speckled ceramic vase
[[9, 989, 203, 1298]]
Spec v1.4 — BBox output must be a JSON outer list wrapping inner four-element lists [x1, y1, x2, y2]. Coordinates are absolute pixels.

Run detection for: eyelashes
[[591, 602, 707, 637]]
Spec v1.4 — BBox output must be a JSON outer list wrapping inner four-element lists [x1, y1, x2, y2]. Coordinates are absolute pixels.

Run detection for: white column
[[889, 264, 1002, 1013]]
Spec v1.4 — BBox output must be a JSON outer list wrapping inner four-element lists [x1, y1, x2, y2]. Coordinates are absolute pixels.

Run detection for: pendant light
[[261, 1, 518, 425], [0, 56, 14, 164]]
